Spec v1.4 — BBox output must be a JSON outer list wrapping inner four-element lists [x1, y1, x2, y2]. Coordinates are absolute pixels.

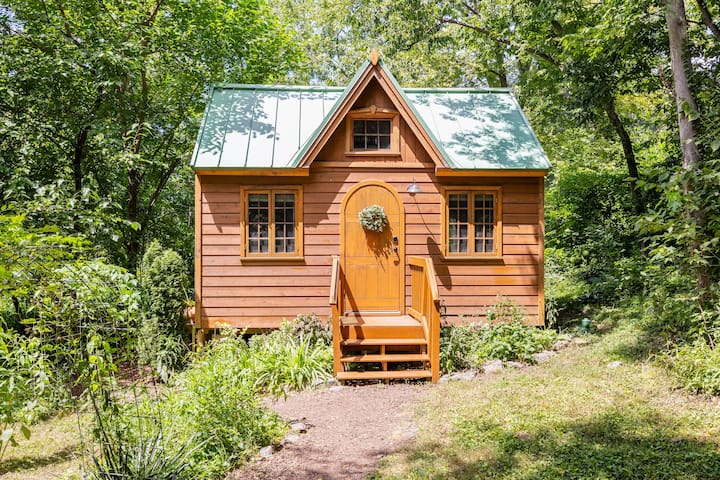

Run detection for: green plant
[[667, 341, 720, 395], [0, 327, 50, 463], [87, 402, 196, 480], [137, 240, 190, 381], [439, 299, 557, 373], [283, 313, 332, 347], [163, 330, 285, 479], [249, 331, 333, 396], [358, 205, 388, 232]]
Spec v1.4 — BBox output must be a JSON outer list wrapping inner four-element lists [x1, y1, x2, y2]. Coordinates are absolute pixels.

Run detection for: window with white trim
[[442, 187, 502, 257], [243, 188, 302, 257]]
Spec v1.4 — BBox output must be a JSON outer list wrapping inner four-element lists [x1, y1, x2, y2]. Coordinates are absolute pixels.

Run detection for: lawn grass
[[373, 310, 720, 479], [0, 412, 88, 480]]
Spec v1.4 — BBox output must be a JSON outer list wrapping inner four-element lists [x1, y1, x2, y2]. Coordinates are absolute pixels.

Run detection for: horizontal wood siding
[[198, 170, 543, 329]]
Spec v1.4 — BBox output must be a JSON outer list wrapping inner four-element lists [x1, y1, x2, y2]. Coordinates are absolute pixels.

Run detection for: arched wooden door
[[341, 180, 404, 316]]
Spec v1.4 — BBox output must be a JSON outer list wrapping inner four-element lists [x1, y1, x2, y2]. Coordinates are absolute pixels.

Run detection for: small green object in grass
[[358, 205, 388, 232], [580, 317, 591, 333]]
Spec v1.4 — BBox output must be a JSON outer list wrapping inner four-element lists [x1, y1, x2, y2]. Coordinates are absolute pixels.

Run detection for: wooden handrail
[[407, 256, 441, 383], [329, 255, 340, 305], [329, 256, 342, 377]]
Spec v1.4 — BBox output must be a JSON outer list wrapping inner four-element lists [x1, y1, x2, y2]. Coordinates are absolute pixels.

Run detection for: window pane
[[259, 239, 268, 253], [379, 120, 391, 134], [459, 209, 468, 223], [458, 239, 468, 252], [248, 193, 269, 254], [273, 193, 295, 254], [379, 135, 390, 149], [366, 120, 378, 133], [353, 120, 365, 134], [366, 135, 379, 149], [353, 136, 365, 149], [485, 239, 493, 252], [472, 193, 495, 255]]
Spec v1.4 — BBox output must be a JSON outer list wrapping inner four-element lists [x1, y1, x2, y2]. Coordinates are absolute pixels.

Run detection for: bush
[[440, 299, 557, 373], [249, 331, 333, 396], [161, 330, 285, 479], [667, 341, 720, 395], [0, 327, 50, 463], [281, 312, 332, 347], [137, 241, 190, 381]]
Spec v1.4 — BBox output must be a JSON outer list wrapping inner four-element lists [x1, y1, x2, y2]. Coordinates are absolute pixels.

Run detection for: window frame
[[345, 109, 400, 155], [441, 186, 503, 259], [242, 187, 303, 259]]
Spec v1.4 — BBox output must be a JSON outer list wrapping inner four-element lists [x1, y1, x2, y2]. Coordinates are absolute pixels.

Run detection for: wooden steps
[[335, 314, 432, 383], [341, 338, 427, 347], [340, 353, 430, 363], [336, 370, 433, 381]]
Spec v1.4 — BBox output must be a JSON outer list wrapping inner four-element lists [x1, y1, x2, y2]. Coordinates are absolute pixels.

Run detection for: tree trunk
[[605, 101, 644, 215], [665, 0, 709, 294], [72, 127, 89, 195]]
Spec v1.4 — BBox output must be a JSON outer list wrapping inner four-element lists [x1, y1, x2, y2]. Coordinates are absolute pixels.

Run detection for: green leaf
[[20, 424, 30, 440]]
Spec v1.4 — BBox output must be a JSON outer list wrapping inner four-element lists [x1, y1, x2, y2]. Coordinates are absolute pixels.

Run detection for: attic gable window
[[346, 107, 399, 155], [243, 188, 303, 258], [442, 187, 503, 258]]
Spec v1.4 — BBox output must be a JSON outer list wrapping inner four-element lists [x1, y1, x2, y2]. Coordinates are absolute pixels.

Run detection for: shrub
[[282, 312, 332, 347], [163, 331, 285, 479], [667, 341, 720, 395], [249, 331, 333, 396], [0, 327, 50, 463], [137, 241, 190, 381], [440, 299, 557, 373]]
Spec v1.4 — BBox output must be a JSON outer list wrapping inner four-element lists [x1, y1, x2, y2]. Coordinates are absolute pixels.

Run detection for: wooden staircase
[[329, 256, 441, 383]]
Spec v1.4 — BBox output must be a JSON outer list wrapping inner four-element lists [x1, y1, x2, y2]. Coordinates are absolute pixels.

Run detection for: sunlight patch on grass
[[374, 322, 720, 480], [0, 412, 87, 480]]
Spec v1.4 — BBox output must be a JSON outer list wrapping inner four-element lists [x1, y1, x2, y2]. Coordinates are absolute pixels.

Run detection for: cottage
[[191, 55, 550, 382]]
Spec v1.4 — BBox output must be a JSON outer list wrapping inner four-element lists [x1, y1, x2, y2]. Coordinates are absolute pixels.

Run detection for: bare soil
[[229, 382, 428, 480]]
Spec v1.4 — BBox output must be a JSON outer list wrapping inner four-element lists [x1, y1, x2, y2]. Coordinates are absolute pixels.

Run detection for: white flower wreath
[[358, 204, 388, 232]]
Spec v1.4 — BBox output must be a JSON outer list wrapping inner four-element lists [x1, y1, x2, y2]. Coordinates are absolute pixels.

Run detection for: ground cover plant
[[440, 298, 557, 373], [374, 311, 720, 480], [84, 315, 332, 480]]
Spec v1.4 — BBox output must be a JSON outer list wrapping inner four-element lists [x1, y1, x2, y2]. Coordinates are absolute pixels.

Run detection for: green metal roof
[[191, 66, 550, 171]]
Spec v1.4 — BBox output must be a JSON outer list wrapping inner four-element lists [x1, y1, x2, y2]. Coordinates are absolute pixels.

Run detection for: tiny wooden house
[[191, 57, 550, 382]]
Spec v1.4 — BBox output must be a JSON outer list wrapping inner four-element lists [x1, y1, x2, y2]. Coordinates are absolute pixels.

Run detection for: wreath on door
[[358, 205, 388, 232]]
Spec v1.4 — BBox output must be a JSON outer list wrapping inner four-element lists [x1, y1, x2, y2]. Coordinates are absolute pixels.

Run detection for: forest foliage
[[0, 0, 720, 473]]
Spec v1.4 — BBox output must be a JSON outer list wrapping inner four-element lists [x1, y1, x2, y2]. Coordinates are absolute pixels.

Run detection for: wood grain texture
[[197, 137, 544, 329]]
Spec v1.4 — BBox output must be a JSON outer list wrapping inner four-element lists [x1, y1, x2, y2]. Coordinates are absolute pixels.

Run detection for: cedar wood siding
[[196, 82, 544, 329]]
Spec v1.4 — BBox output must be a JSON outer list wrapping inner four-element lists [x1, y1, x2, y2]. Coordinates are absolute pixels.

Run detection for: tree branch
[[696, 0, 720, 41], [440, 15, 561, 68]]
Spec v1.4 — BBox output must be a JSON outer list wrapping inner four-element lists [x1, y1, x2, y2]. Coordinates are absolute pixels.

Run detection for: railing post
[[330, 256, 342, 378]]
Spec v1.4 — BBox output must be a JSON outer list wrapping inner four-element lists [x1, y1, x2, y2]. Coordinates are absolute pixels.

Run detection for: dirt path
[[229, 383, 428, 480]]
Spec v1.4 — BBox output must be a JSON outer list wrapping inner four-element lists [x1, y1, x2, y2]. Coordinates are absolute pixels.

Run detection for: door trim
[[340, 179, 405, 315]]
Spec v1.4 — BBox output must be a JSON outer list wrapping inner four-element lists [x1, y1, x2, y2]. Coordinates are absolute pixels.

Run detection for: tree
[[0, 0, 301, 267]]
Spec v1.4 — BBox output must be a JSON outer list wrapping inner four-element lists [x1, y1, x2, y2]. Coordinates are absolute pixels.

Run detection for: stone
[[283, 434, 301, 445], [607, 361, 623, 369], [551, 339, 571, 351], [532, 351, 556, 364], [449, 370, 478, 381], [505, 361, 526, 369], [482, 360, 504, 373], [328, 385, 344, 392], [573, 337, 591, 346], [258, 445, 274, 458], [290, 422, 308, 433]]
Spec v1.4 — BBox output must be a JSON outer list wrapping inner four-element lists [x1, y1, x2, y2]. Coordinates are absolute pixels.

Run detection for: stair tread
[[336, 370, 433, 380], [341, 338, 427, 346], [340, 315, 420, 327], [340, 353, 430, 363]]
